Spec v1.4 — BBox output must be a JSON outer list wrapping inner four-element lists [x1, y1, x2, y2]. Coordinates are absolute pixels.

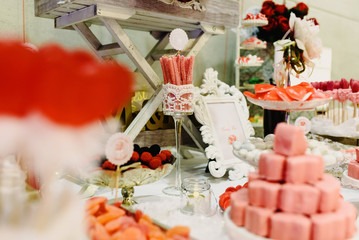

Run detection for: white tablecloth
[[60, 149, 359, 240]]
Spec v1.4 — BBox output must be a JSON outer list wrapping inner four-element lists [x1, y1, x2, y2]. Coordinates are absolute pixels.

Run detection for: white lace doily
[[163, 83, 194, 114]]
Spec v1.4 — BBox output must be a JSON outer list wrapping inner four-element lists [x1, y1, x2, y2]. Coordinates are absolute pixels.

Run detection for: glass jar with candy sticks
[[160, 54, 195, 196]]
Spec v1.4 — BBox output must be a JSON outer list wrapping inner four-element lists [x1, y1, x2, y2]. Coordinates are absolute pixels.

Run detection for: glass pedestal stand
[[161, 83, 194, 196], [162, 112, 191, 196]]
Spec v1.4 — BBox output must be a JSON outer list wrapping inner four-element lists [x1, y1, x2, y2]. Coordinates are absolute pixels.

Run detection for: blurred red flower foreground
[[0, 40, 134, 126]]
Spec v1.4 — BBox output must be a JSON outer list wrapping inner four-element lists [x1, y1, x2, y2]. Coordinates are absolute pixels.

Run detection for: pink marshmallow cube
[[270, 213, 311, 240], [273, 123, 307, 157], [314, 174, 340, 213], [285, 155, 307, 184], [337, 200, 357, 239], [305, 154, 324, 184], [311, 211, 346, 240], [348, 160, 359, 180], [279, 183, 319, 215], [285, 155, 323, 184], [230, 189, 248, 227], [245, 205, 273, 237], [248, 180, 281, 210], [258, 152, 285, 181], [248, 171, 261, 182]]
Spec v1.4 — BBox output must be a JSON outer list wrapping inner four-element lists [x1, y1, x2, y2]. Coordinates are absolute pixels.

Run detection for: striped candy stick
[[159, 57, 168, 84], [167, 57, 176, 85], [180, 55, 187, 85], [186, 56, 195, 84], [172, 55, 181, 86]]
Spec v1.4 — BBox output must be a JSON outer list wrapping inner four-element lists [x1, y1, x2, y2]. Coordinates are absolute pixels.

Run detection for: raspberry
[[156, 153, 166, 162], [140, 152, 152, 163], [160, 150, 172, 160], [149, 157, 162, 169], [131, 151, 140, 161], [102, 160, 116, 170]]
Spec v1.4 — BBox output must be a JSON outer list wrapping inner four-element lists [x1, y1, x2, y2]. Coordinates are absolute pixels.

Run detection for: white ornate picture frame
[[194, 68, 254, 180]]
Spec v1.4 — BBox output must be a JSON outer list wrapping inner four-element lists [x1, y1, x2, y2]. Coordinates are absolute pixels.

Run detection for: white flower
[[105, 132, 133, 166], [289, 13, 322, 62]]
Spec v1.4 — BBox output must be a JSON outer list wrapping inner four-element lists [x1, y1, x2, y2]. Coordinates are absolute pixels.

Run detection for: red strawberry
[[225, 187, 237, 193], [341, 78, 349, 89], [352, 82, 359, 93], [334, 81, 341, 89], [326, 81, 334, 91]]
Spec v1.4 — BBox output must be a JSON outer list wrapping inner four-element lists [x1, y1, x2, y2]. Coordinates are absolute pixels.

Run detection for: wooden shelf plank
[[35, 0, 239, 28], [100, 17, 161, 89]]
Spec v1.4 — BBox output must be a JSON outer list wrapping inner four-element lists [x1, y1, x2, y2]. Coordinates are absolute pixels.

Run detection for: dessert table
[[59, 147, 359, 240]]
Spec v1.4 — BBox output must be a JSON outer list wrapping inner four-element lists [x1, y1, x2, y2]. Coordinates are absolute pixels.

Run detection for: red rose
[[275, 4, 287, 15], [261, 0, 276, 17], [291, 2, 309, 18], [262, 0, 275, 9], [262, 17, 278, 31], [277, 15, 289, 33], [296, 2, 308, 12]]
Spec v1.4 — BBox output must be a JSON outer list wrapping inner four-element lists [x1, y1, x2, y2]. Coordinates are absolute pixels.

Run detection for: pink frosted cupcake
[[337, 78, 351, 102], [349, 81, 359, 117], [349, 81, 359, 104]]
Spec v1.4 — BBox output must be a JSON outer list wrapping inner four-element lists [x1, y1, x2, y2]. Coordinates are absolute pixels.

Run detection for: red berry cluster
[[102, 160, 117, 170], [219, 183, 248, 210], [101, 144, 173, 171], [137, 149, 172, 170]]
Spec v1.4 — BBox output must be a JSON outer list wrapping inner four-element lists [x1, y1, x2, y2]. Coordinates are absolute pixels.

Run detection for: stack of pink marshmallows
[[230, 123, 357, 240]]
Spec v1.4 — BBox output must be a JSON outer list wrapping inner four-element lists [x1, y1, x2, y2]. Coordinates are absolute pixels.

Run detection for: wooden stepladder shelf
[[34, 0, 239, 150]]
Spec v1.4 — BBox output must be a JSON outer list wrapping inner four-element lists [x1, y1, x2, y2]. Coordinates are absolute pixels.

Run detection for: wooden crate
[[34, 0, 239, 31]]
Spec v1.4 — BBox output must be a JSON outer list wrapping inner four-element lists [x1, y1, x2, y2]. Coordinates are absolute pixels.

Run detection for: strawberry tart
[[237, 55, 264, 67], [225, 123, 357, 240], [242, 13, 268, 27], [241, 37, 267, 49]]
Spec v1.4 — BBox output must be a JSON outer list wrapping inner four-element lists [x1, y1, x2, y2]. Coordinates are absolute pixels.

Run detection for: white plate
[[245, 96, 332, 111], [342, 170, 359, 190], [223, 207, 271, 240]]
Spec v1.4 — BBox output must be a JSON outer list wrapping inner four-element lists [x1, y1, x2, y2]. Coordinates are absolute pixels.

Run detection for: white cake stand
[[223, 207, 359, 240], [342, 170, 359, 190]]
